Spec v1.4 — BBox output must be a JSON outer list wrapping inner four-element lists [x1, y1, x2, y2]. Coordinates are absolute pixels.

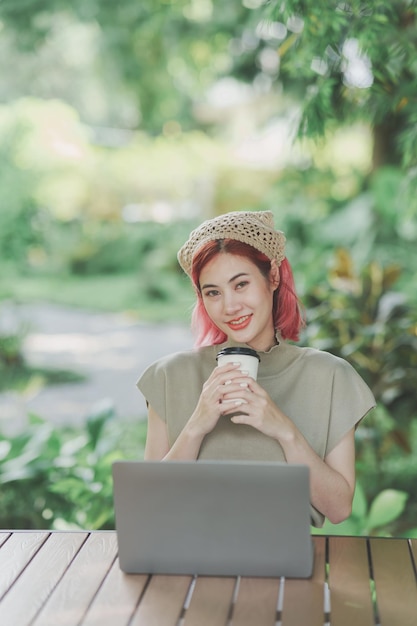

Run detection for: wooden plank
[[281, 536, 326, 626], [183, 576, 236, 626], [327, 536, 374, 626], [82, 558, 149, 626], [0, 531, 86, 624], [370, 537, 417, 626], [232, 577, 281, 626], [32, 532, 116, 626], [0, 532, 49, 601], [130, 574, 193, 626]]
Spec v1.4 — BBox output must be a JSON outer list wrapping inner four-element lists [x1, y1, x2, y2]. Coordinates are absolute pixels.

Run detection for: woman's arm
[[279, 427, 355, 524], [144, 406, 170, 460], [144, 361, 246, 461], [144, 404, 205, 461], [234, 399, 355, 522], [223, 378, 356, 524]]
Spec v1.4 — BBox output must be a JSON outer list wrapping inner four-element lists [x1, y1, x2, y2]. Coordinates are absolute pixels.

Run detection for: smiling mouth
[[227, 315, 252, 330]]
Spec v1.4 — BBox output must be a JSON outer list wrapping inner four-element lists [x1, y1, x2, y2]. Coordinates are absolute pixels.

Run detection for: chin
[[230, 332, 254, 345]]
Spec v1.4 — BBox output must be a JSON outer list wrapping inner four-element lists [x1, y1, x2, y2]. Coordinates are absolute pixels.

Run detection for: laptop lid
[[112, 460, 314, 578]]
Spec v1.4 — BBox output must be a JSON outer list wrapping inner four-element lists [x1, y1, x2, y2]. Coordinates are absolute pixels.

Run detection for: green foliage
[[267, 1, 417, 168], [303, 251, 417, 534], [0, 329, 25, 368], [67, 220, 193, 277], [0, 0, 256, 133], [0, 407, 147, 530], [264, 162, 417, 300], [0, 320, 86, 392], [313, 482, 415, 537], [303, 252, 417, 404], [1, 0, 415, 179], [1, 98, 415, 299], [0, 109, 42, 265], [0, 98, 225, 280], [0, 359, 86, 394]]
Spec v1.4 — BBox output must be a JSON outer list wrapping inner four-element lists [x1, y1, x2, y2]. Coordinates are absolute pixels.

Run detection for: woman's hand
[[220, 376, 294, 441], [187, 362, 252, 438], [148, 363, 254, 461]]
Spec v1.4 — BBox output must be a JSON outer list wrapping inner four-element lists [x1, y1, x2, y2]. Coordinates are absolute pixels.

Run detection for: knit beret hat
[[177, 210, 286, 277]]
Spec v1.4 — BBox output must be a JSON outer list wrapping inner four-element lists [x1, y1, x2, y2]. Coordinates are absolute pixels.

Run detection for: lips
[[226, 314, 252, 331]]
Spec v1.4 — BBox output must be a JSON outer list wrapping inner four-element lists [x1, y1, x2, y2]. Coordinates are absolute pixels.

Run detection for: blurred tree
[[0, 0, 257, 133], [0, 1, 415, 174], [265, 0, 417, 173]]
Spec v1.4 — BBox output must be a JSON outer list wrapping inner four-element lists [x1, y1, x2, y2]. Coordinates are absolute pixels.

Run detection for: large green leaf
[[367, 489, 408, 530], [352, 481, 368, 520]]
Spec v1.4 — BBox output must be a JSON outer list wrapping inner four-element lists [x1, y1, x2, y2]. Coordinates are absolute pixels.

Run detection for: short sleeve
[[137, 360, 168, 422], [326, 357, 376, 454]]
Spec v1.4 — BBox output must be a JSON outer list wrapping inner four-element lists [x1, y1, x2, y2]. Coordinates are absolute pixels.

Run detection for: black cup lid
[[216, 347, 260, 361]]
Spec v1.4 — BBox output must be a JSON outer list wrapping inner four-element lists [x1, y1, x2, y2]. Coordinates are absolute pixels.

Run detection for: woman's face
[[199, 253, 279, 352]]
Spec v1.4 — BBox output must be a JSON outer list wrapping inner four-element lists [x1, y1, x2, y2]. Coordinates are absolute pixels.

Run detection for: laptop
[[112, 460, 314, 578]]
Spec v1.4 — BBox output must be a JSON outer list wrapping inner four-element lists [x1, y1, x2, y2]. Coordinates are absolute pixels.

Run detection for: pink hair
[[190, 239, 304, 348]]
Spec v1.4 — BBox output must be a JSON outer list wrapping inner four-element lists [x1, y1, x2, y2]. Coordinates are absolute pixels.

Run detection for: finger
[[222, 379, 250, 391], [222, 398, 248, 413], [221, 398, 248, 410], [216, 362, 242, 374], [221, 377, 249, 393], [240, 378, 267, 397], [212, 365, 245, 387], [230, 414, 248, 423]]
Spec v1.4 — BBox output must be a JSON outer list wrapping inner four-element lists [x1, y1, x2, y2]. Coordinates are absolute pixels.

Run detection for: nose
[[223, 290, 242, 316]]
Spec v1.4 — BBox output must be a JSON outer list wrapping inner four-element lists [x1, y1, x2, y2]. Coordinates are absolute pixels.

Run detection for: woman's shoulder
[[309, 346, 363, 376], [283, 343, 374, 401], [283, 343, 358, 373], [301, 345, 347, 364]]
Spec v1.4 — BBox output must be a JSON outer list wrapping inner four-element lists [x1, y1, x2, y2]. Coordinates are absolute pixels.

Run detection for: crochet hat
[[177, 210, 286, 277]]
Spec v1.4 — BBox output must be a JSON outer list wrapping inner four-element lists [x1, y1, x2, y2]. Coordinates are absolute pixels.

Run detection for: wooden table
[[0, 531, 416, 625]]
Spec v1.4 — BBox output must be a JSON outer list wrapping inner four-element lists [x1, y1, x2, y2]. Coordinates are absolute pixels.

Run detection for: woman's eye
[[204, 289, 220, 298], [236, 281, 249, 290]]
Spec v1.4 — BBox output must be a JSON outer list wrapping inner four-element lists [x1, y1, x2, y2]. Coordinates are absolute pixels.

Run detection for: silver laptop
[[112, 460, 314, 578]]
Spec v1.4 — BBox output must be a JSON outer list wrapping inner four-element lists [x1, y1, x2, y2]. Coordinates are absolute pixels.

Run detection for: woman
[[137, 210, 375, 526]]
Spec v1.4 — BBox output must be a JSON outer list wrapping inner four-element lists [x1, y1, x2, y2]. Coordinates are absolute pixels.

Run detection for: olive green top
[[137, 340, 375, 526]]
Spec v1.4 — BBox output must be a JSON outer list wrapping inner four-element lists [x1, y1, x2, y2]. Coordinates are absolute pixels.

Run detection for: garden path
[[0, 303, 192, 431]]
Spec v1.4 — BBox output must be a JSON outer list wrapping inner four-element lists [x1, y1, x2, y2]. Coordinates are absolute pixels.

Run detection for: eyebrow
[[200, 272, 249, 291]]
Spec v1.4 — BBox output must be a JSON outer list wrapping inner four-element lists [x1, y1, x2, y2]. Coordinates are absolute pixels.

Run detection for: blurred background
[[0, 1, 416, 534]]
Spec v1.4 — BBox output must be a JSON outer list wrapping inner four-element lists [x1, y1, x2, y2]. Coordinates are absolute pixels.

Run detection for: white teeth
[[229, 316, 249, 325]]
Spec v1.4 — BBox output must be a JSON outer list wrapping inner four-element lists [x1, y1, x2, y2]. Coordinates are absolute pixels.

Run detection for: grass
[[0, 363, 86, 393], [0, 272, 194, 322]]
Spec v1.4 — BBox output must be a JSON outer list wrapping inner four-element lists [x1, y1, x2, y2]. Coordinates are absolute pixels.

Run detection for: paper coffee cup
[[216, 347, 260, 380]]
